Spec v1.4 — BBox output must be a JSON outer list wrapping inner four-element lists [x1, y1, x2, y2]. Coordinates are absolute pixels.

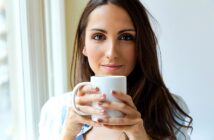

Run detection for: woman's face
[[83, 3, 137, 76]]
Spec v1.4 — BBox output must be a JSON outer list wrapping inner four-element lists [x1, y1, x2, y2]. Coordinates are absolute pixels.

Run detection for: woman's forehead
[[86, 3, 134, 30]]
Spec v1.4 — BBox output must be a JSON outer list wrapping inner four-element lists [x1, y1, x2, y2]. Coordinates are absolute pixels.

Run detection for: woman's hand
[[75, 85, 107, 115], [97, 91, 150, 140], [60, 85, 106, 140]]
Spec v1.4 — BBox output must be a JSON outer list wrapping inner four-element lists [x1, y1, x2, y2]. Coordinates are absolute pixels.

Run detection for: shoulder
[[171, 94, 190, 114], [39, 93, 72, 128], [39, 92, 72, 119], [40, 93, 71, 115], [171, 94, 192, 140], [39, 92, 72, 139]]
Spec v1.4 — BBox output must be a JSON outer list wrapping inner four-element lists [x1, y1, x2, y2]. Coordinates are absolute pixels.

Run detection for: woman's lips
[[101, 64, 123, 71]]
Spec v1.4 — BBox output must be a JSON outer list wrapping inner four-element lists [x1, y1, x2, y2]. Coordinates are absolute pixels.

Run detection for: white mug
[[71, 76, 127, 121]]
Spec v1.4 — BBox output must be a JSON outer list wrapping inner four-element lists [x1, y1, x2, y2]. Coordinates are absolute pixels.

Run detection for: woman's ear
[[82, 47, 87, 56]]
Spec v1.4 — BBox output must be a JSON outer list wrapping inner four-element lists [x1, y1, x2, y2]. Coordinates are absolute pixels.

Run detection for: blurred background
[[0, 0, 11, 139], [0, 0, 213, 140], [143, 0, 214, 140]]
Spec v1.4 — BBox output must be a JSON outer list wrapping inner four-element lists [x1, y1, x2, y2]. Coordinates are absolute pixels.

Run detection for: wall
[[64, 0, 88, 89], [142, 0, 214, 140]]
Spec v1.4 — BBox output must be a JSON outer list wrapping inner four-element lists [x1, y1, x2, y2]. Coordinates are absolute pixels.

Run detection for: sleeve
[[38, 93, 91, 140], [172, 94, 192, 140], [38, 102, 50, 140], [38, 97, 65, 140]]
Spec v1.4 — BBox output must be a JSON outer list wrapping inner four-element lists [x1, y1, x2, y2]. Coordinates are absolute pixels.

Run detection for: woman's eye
[[92, 34, 106, 40], [119, 34, 135, 41]]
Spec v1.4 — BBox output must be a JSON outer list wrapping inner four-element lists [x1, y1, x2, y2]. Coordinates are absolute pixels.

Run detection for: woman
[[39, 0, 193, 140]]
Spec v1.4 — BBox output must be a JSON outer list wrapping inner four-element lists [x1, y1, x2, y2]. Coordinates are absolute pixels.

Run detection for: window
[[0, 0, 67, 139], [0, 1, 11, 139]]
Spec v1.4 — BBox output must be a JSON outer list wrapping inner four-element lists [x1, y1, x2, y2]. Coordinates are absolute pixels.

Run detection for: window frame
[[6, 0, 67, 139]]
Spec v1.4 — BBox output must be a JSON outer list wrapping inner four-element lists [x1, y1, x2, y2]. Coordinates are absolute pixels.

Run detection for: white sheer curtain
[[0, 0, 67, 139]]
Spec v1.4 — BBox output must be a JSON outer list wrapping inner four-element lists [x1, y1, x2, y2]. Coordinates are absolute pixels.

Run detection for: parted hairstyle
[[70, 0, 193, 139]]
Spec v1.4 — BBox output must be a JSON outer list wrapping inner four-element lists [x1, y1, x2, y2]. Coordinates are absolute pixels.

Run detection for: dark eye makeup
[[91, 33, 106, 40], [90, 32, 135, 41], [118, 33, 135, 41]]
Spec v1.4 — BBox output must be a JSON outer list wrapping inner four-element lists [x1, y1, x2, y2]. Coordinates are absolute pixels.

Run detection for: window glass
[[0, 0, 68, 139], [0, 0, 12, 139]]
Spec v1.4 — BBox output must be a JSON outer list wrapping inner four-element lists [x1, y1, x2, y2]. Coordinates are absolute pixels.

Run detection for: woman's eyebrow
[[118, 29, 135, 34], [90, 28, 107, 33], [90, 28, 135, 34]]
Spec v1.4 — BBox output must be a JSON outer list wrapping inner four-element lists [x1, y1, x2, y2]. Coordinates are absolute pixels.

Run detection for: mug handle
[[71, 82, 91, 115]]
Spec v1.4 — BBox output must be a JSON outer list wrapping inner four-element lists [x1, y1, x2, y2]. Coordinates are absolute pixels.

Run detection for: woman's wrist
[[60, 122, 81, 140], [60, 130, 77, 140]]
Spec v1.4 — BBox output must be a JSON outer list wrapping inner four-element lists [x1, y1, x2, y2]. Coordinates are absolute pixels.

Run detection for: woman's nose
[[105, 40, 118, 59]]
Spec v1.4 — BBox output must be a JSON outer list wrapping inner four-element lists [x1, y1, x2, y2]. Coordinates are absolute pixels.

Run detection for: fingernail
[[100, 109, 106, 114], [95, 87, 99, 91], [92, 85, 99, 91], [101, 94, 106, 99], [111, 90, 116, 95], [97, 119, 103, 123], [98, 102, 103, 105]]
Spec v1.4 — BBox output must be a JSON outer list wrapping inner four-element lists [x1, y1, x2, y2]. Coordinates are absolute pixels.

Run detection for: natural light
[[0, 0, 68, 139]]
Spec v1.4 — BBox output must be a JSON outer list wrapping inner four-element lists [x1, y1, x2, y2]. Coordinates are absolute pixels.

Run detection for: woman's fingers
[[76, 104, 107, 116], [67, 107, 102, 127], [75, 85, 106, 105], [76, 114, 102, 127], [99, 101, 140, 118], [76, 93, 106, 105], [112, 91, 136, 109], [73, 85, 107, 115], [97, 116, 142, 126], [77, 85, 99, 96]]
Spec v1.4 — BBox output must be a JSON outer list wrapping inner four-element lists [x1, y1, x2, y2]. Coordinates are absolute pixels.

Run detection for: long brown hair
[[70, 0, 193, 139]]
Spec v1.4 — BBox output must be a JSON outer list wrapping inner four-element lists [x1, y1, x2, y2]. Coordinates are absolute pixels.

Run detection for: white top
[[38, 93, 191, 140]]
